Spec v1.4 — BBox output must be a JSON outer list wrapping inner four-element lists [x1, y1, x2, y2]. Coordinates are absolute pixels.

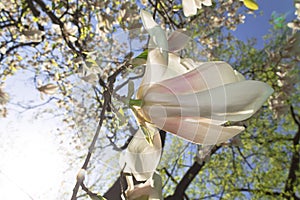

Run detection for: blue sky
[[233, 0, 295, 47]]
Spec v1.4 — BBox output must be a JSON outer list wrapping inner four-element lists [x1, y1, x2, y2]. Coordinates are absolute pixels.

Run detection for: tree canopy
[[0, 0, 299, 199]]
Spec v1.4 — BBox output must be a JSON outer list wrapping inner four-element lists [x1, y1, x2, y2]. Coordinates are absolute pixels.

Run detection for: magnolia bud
[[76, 169, 86, 183]]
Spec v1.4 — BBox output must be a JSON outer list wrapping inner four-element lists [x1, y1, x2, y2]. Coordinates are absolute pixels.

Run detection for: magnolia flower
[[53, 22, 78, 40], [134, 10, 273, 145], [119, 127, 162, 181], [182, 0, 212, 17], [120, 11, 273, 197], [20, 29, 45, 42]]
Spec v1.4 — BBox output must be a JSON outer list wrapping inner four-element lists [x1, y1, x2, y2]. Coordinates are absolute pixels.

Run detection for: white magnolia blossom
[[137, 10, 273, 145], [119, 126, 162, 182], [182, 0, 212, 17], [64, 22, 78, 42], [120, 10, 273, 195], [52, 22, 78, 42], [20, 29, 45, 42]]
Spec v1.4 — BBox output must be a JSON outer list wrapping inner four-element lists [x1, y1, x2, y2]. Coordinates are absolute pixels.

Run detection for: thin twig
[[70, 89, 109, 200]]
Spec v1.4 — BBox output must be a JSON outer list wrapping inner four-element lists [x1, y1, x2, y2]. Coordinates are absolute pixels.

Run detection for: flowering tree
[[0, 0, 299, 199]]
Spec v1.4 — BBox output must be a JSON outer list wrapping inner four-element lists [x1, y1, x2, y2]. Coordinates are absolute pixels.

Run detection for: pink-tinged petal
[[142, 80, 273, 122], [168, 29, 190, 52], [181, 58, 201, 70], [137, 53, 187, 98], [183, 0, 197, 17], [142, 61, 244, 96], [184, 117, 226, 125], [150, 117, 244, 144], [119, 127, 162, 181]]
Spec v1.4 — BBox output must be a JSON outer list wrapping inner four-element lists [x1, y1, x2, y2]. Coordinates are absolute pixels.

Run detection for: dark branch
[[70, 89, 110, 200], [284, 106, 300, 199], [233, 188, 290, 198], [165, 146, 222, 200], [0, 41, 40, 62], [32, 0, 83, 56]]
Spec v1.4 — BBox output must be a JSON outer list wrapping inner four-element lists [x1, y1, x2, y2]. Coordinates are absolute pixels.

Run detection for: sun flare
[[0, 120, 67, 199]]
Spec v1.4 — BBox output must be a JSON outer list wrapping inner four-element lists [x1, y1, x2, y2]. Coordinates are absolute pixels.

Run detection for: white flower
[[120, 11, 273, 194], [119, 127, 162, 182], [20, 29, 45, 42], [135, 10, 273, 145], [64, 22, 78, 42], [182, 0, 212, 17]]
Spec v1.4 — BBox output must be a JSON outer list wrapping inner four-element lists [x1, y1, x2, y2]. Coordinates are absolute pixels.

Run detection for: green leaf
[[172, 5, 182, 11], [131, 50, 148, 67], [129, 99, 143, 107], [135, 49, 148, 60], [243, 0, 259, 10]]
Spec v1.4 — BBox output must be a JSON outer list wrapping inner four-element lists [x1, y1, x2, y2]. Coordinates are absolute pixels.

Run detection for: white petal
[[142, 61, 244, 96], [150, 116, 244, 144], [140, 10, 157, 30], [137, 49, 167, 98], [137, 53, 186, 98], [168, 29, 190, 52], [195, 0, 203, 8], [201, 0, 212, 6], [183, 0, 197, 17], [180, 58, 201, 70], [143, 80, 273, 122], [119, 127, 162, 181], [140, 10, 168, 61]]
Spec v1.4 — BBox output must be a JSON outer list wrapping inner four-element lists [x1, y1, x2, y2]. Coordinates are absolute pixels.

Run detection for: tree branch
[[233, 188, 290, 198], [284, 106, 300, 199], [32, 0, 83, 56], [165, 146, 222, 199], [70, 89, 109, 200]]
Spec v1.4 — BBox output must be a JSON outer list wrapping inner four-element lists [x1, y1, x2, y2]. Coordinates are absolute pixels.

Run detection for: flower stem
[[129, 99, 143, 107]]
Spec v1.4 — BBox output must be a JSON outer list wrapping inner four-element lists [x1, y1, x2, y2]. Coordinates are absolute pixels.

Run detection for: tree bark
[[165, 146, 221, 200]]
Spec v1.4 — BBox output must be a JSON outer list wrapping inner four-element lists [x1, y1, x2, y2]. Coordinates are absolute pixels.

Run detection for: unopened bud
[[76, 169, 86, 183]]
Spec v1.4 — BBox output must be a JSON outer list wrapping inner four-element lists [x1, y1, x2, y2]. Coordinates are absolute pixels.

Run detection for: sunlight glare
[[0, 120, 67, 199]]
